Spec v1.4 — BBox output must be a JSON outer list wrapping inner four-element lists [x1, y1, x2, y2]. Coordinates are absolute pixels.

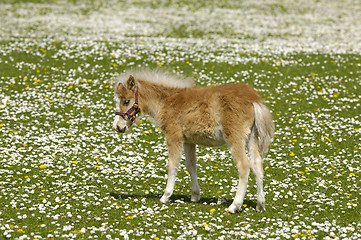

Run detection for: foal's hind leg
[[248, 131, 266, 212], [226, 141, 250, 213], [184, 143, 201, 202]]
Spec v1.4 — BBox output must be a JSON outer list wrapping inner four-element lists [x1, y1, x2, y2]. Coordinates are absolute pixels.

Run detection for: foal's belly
[[183, 126, 226, 147]]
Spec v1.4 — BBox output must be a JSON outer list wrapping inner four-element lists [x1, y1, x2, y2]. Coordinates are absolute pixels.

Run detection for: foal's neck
[[138, 80, 182, 121]]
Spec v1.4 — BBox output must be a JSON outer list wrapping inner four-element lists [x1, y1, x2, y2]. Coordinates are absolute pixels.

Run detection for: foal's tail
[[251, 102, 274, 157]]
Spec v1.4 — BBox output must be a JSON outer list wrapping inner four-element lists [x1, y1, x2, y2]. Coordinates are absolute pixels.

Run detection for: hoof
[[225, 209, 236, 214], [226, 205, 238, 214], [256, 204, 266, 213], [160, 196, 169, 204], [191, 194, 200, 203]]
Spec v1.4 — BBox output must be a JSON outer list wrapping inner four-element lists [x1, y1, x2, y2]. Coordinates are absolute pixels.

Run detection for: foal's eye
[[123, 99, 130, 106]]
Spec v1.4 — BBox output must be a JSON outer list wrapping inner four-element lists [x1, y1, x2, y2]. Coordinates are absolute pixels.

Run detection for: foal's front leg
[[160, 138, 183, 204]]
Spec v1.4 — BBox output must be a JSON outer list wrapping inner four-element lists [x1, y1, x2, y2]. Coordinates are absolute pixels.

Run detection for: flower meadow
[[0, 0, 360, 239]]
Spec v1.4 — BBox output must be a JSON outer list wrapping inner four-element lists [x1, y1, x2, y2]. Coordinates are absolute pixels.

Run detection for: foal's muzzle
[[116, 125, 127, 133]]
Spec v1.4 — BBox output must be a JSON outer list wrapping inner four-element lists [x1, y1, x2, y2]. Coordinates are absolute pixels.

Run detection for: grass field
[[0, 0, 360, 239]]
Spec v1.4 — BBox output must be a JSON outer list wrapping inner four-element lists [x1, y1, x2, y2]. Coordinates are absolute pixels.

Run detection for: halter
[[115, 87, 140, 122]]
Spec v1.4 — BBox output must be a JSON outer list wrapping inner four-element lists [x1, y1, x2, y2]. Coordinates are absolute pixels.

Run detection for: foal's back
[[164, 83, 262, 108]]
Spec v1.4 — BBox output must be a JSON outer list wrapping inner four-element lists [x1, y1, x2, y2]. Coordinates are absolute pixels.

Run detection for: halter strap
[[115, 87, 140, 122]]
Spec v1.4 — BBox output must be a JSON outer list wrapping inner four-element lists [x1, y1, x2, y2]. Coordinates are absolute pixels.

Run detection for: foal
[[113, 69, 274, 213]]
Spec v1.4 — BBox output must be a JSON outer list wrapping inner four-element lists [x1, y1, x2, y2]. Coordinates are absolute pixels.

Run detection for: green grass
[[0, 0, 360, 239]]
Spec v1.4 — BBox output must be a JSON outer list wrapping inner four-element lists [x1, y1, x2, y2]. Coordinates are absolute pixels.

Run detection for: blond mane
[[114, 69, 194, 89]]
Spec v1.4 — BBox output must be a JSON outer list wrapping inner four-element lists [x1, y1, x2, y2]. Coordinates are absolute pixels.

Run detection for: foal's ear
[[127, 75, 136, 91]]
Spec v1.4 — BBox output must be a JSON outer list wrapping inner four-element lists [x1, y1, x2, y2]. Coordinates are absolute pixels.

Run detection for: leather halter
[[115, 87, 140, 122]]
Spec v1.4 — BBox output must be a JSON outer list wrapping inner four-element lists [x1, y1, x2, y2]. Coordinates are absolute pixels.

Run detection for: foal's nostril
[[116, 126, 126, 133]]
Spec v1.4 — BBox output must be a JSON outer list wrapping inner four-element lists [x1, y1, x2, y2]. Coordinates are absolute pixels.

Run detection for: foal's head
[[113, 75, 140, 133]]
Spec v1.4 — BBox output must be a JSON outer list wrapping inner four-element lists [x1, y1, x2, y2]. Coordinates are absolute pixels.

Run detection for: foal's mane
[[114, 69, 194, 89]]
